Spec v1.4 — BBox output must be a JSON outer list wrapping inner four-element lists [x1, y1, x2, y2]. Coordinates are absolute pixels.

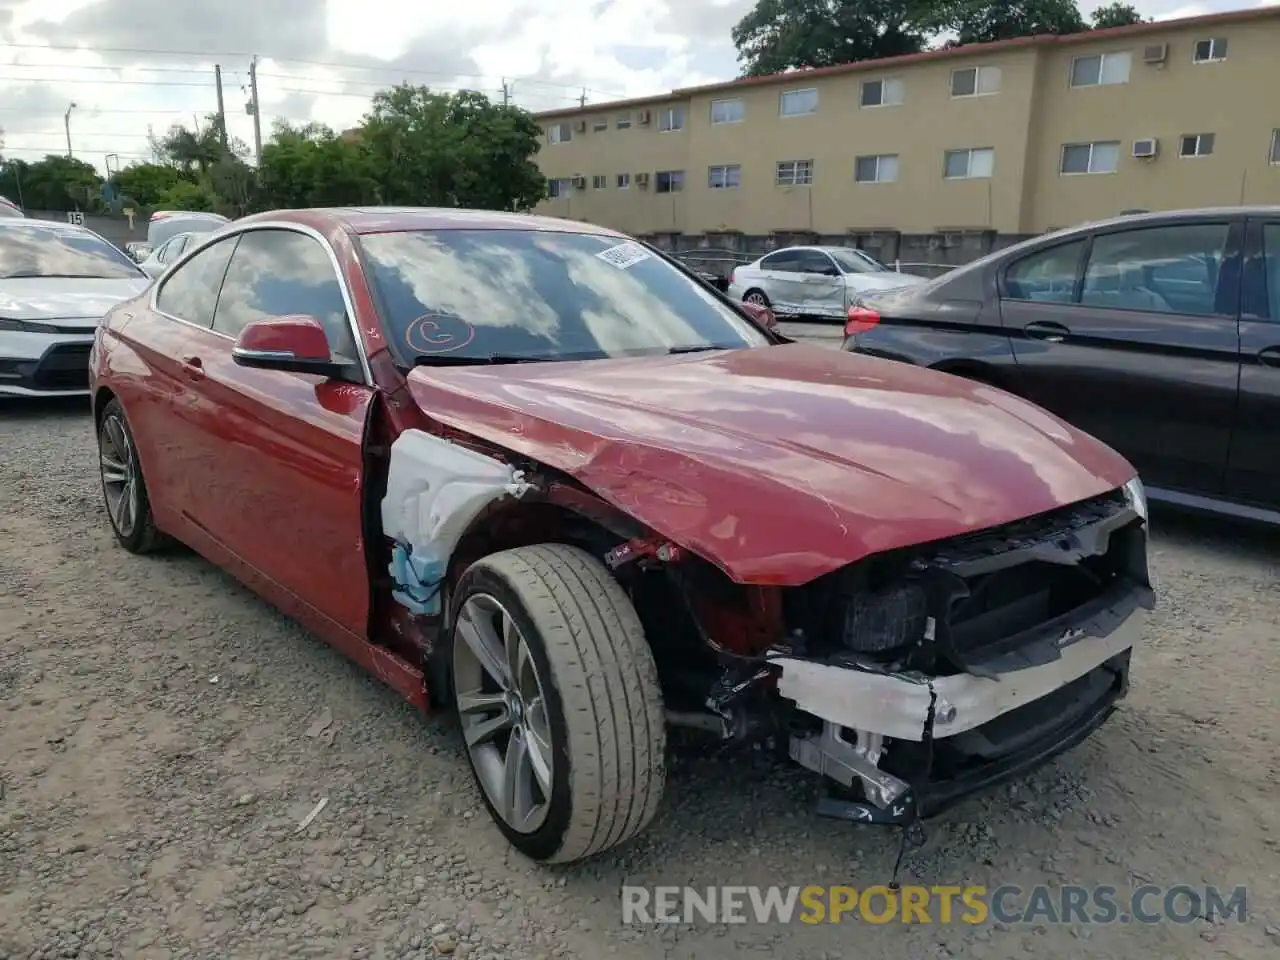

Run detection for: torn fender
[[382, 429, 533, 615]]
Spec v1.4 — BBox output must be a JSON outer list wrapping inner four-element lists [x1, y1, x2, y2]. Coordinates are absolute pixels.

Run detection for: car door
[[178, 226, 375, 638], [119, 233, 242, 534], [757, 250, 806, 315], [1228, 218, 1280, 510], [1001, 219, 1242, 495], [792, 249, 846, 319]]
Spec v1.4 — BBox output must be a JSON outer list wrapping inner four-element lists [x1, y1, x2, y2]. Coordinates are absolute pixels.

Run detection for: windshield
[[357, 229, 771, 364], [827, 248, 889, 274], [0, 222, 144, 280]]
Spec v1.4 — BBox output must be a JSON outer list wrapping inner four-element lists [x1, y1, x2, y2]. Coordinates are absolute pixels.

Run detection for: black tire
[[96, 398, 169, 554], [743, 288, 771, 309], [449, 543, 666, 863]]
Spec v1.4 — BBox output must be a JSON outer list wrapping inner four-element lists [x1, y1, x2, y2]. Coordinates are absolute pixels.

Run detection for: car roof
[[0, 216, 96, 235], [232, 206, 631, 237]]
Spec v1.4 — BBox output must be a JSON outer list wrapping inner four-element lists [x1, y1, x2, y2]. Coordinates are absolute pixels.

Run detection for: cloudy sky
[[0, 0, 1268, 174]]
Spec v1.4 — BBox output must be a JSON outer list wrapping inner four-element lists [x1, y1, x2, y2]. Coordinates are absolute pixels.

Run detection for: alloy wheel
[[99, 413, 139, 539], [745, 291, 767, 305], [452, 593, 555, 834]]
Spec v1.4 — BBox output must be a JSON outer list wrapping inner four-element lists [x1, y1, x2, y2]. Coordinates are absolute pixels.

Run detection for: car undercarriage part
[[382, 429, 534, 617]]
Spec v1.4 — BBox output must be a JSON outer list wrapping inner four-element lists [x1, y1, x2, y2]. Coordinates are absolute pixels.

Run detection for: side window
[[211, 229, 356, 358], [795, 250, 839, 276], [1082, 223, 1230, 316], [158, 235, 186, 264], [1004, 240, 1086, 303], [1263, 225, 1280, 323], [154, 235, 239, 328], [760, 251, 799, 273]]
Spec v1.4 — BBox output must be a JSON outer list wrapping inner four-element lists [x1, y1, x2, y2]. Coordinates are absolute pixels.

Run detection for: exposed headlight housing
[[1123, 476, 1148, 523]]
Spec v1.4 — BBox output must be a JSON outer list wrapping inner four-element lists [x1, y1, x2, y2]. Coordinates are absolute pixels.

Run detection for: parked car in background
[[125, 241, 153, 263], [90, 207, 1150, 863], [0, 217, 150, 397], [139, 231, 199, 279], [842, 205, 1280, 523], [0, 196, 25, 218], [146, 210, 228, 249], [727, 245, 927, 320]]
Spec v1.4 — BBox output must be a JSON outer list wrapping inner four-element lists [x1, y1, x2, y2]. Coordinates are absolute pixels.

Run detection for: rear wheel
[[743, 288, 771, 308], [450, 543, 666, 863], [97, 398, 168, 554]]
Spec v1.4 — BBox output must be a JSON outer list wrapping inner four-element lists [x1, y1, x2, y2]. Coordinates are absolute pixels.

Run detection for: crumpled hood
[[848, 272, 928, 291], [0, 277, 149, 324], [404, 343, 1136, 585]]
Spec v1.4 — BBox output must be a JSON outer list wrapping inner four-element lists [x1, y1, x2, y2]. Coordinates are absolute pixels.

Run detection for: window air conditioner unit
[[636, 172, 651, 187], [1142, 43, 1168, 64], [637, 109, 652, 125], [571, 175, 587, 189], [574, 120, 587, 133], [1132, 137, 1158, 159]]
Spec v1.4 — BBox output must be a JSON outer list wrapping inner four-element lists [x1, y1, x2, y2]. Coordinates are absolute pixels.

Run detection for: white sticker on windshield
[[595, 241, 651, 270]]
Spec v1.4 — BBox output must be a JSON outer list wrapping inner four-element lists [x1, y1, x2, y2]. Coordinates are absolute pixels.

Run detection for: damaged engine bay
[[381, 427, 1154, 836]]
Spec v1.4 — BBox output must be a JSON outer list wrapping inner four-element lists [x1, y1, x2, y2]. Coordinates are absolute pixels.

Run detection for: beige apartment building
[[531, 8, 1280, 241]]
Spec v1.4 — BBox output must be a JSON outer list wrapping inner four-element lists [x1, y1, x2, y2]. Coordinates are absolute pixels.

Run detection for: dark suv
[[841, 207, 1280, 523]]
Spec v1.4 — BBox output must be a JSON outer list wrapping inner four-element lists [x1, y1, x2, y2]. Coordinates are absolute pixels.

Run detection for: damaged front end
[[767, 480, 1153, 825]]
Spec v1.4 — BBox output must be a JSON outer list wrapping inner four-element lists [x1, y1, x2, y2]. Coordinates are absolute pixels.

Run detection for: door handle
[[1258, 346, 1280, 368], [1023, 321, 1070, 343], [180, 355, 205, 380]]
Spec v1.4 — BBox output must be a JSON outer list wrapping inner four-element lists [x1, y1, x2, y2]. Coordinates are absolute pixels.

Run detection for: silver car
[[0, 218, 150, 397], [138, 231, 198, 279], [726, 245, 928, 320]]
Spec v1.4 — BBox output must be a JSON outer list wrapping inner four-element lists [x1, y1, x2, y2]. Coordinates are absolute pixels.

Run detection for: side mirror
[[232, 315, 351, 378], [741, 300, 777, 330]]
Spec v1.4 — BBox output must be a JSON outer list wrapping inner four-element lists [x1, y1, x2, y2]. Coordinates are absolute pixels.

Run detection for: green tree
[[359, 85, 547, 211], [255, 120, 380, 209], [944, 0, 1087, 45], [1090, 2, 1144, 27], [5, 155, 102, 211], [155, 179, 220, 212], [732, 0, 929, 76], [113, 163, 185, 207], [0, 158, 28, 209]]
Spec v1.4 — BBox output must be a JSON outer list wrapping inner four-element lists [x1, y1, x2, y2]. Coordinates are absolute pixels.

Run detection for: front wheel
[[743, 288, 771, 309], [449, 543, 666, 863]]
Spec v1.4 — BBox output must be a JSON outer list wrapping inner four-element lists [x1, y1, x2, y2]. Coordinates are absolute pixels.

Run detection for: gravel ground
[[2, 362, 1279, 959]]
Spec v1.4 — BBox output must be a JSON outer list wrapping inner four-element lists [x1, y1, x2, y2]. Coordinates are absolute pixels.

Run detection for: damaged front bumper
[[770, 491, 1152, 826]]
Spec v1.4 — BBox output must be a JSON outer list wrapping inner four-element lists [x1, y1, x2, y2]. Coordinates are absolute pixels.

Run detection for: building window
[[943, 147, 995, 179], [1270, 130, 1280, 165], [708, 164, 741, 189], [1180, 133, 1215, 157], [860, 78, 905, 107], [1194, 37, 1228, 62], [655, 170, 684, 193], [711, 98, 745, 124], [547, 123, 572, 144], [854, 154, 899, 183], [1070, 51, 1131, 87], [1060, 141, 1122, 174], [592, 174, 608, 189], [616, 112, 632, 129], [658, 107, 685, 131], [548, 178, 573, 198], [779, 88, 818, 116], [951, 65, 1001, 97], [776, 159, 813, 186], [617, 172, 631, 189], [591, 118, 608, 132]]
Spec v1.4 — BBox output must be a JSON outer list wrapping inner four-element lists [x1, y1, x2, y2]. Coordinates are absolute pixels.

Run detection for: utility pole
[[64, 101, 76, 158], [247, 55, 263, 165], [578, 88, 587, 107], [501, 79, 510, 106], [214, 64, 228, 152]]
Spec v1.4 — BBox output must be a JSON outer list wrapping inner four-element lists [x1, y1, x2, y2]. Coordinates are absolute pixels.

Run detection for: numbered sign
[[66, 211, 85, 226]]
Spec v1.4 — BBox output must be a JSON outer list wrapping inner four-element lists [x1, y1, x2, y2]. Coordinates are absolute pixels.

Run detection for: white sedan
[[0, 218, 151, 398], [727, 245, 928, 320]]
